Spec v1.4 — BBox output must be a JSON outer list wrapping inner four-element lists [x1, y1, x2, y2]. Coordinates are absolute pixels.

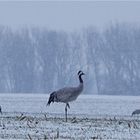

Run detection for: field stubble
[[0, 112, 140, 140]]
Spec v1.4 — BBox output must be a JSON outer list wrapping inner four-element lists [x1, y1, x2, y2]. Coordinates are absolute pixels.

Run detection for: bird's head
[[78, 70, 85, 76]]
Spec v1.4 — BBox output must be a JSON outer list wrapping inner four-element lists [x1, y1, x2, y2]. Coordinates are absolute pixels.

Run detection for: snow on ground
[[0, 94, 140, 139]]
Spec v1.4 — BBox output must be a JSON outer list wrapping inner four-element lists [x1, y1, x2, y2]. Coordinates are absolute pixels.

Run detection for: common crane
[[47, 70, 85, 122], [132, 109, 140, 116]]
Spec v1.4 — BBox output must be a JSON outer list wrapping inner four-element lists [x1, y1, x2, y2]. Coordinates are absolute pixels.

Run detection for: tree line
[[0, 23, 140, 95]]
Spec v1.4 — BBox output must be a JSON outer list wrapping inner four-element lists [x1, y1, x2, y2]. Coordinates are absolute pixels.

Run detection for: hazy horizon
[[0, 1, 140, 31]]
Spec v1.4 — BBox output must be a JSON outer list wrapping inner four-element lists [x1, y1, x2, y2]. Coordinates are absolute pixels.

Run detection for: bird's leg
[[65, 103, 70, 122], [65, 104, 67, 122], [67, 103, 70, 109]]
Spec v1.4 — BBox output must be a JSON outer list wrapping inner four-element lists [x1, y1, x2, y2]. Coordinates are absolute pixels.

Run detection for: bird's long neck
[[77, 74, 84, 94], [79, 74, 83, 83]]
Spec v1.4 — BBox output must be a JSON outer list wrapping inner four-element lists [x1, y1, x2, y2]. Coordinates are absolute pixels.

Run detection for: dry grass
[[0, 112, 140, 139]]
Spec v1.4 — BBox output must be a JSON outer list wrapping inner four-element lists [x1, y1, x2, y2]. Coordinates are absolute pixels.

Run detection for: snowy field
[[0, 94, 140, 139]]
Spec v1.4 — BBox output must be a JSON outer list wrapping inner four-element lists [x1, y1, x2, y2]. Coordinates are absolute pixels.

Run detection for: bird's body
[[51, 83, 83, 103], [47, 70, 85, 121]]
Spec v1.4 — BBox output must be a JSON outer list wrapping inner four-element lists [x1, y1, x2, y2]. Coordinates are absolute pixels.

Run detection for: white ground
[[0, 94, 140, 139]]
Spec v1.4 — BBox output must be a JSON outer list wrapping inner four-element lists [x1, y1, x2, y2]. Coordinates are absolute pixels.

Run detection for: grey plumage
[[47, 70, 85, 121], [132, 109, 140, 116]]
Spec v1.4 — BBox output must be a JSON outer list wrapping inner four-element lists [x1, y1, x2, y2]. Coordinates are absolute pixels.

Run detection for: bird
[[47, 70, 85, 122], [132, 109, 140, 116]]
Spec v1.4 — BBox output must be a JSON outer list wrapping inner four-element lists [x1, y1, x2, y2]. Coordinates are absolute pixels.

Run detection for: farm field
[[0, 94, 140, 139]]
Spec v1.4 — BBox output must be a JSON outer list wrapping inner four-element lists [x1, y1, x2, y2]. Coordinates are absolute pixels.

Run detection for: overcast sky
[[0, 1, 140, 31]]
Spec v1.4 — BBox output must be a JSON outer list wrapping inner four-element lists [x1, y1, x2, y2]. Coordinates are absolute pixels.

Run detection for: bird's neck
[[78, 81, 84, 93], [79, 74, 83, 83]]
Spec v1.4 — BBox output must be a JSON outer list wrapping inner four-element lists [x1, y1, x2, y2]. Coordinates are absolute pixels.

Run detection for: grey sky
[[0, 1, 140, 31]]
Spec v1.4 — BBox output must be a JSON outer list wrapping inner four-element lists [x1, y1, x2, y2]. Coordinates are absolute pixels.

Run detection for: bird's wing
[[55, 87, 77, 102]]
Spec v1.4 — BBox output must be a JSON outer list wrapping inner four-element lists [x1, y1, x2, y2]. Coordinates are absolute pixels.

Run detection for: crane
[[47, 70, 85, 121]]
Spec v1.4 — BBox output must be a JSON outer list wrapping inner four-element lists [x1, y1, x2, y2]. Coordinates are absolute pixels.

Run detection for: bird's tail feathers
[[47, 92, 55, 106]]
